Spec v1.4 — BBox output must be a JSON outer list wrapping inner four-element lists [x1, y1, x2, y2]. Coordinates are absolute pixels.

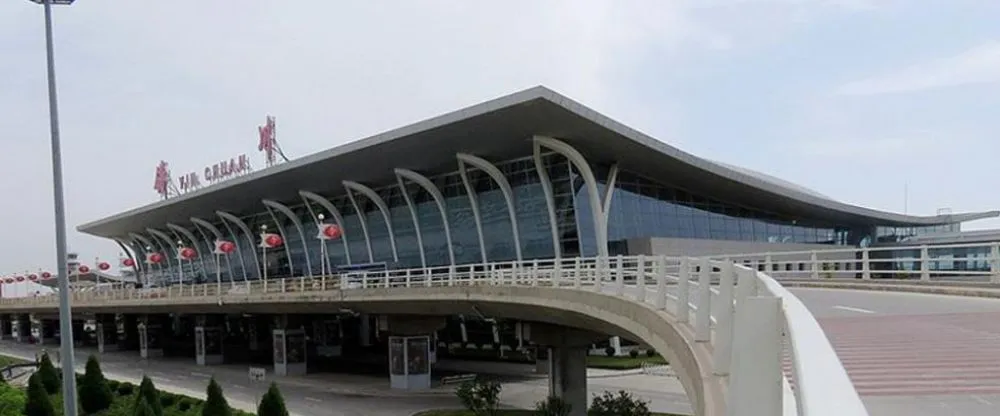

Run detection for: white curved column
[[148, 228, 184, 282], [263, 200, 310, 277], [532, 145, 562, 258], [217, 211, 263, 279], [111, 237, 142, 278], [343, 181, 399, 263], [127, 233, 161, 284], [299, 191, 352, 265], [166, 223, 210, 279], [143, 231, 176, 284], [456, 159, 488, 263], [456, 154, 522, 262], [534, 136, 609, 258], [395, 178, 427, 267], [395, 168, 455, 266], [190, 217, 240, 282]]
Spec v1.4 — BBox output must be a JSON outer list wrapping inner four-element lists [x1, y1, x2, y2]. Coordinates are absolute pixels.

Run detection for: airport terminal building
[[79, 86, 998, 285]]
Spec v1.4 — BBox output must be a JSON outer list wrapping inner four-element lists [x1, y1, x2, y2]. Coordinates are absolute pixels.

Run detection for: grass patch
[[0, 355, 27, 368], [414, 410, 685, 416], [586, 354, 667, 370]]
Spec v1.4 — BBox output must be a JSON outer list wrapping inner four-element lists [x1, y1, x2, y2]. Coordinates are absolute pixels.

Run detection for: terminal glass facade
[[127, 149, 972, 285]]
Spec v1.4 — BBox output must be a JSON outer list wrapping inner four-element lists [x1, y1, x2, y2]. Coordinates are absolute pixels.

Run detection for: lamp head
[[29, 0, 76, 4]]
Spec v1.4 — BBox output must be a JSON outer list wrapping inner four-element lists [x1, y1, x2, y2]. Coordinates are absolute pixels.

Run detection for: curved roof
[[77, 86, 998, 237]]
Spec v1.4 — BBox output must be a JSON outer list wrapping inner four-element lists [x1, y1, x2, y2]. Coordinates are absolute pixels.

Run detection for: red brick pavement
[[784, 311, 1000, 396]]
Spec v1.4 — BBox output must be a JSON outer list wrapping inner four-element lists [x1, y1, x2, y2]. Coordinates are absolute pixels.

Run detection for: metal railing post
[[615, 255, 625, 296], [713, 261, 735, 376], [920, 245, 930, 281], [695, 257, 712, 342], [655, 256, 667, 310], [861, 248, 871, 280], [727, 295, 783, 416], [636, 255, 647, 303], [810, 251, 819, 279], [678, 258, 690, 323], [531, 259, 539, 287], [573, 258, 582, 289]]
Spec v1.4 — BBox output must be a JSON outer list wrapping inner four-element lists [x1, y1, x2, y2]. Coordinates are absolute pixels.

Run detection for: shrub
[[589, 390, 651, 416], [628, 349, 639, 358], [202, 378, 231, 416], [159, 394, 175, 408], [455, 378, 502, 416], [108, 379, 120, 390], [24, 373, 55, 416], [645, 349, 656, 358], [133, 396, 156, 416], [604, 346, 615, 357], [79, 355, 115, 414], [37, 353, 61, 395], [135, 376, 163, 416], [533, 396, 572, 416], [118, 382, 135, 396], [256, 383, 288, 416], [177, 399, 193, 412], [0, 382, 26, 416]]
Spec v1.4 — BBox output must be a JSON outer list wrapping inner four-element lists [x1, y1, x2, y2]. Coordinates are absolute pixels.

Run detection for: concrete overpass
[[0, 255, 866, 416]]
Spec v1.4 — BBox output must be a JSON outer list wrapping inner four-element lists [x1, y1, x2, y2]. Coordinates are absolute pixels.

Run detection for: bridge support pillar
[[72, 319, 85, 347], [14, 314, 31, 343], [0, 314, 11, 340], [532, 324, 604, 416], [121, 314, 140, 351], [96, 314, 119, 353], [11, 313, 31, 342], [195, 315, 224, 366], [37, 318, 58, 345], [139, 315, 167, 359], [386, 316, 445, 391], [272, 314, 308, 376]]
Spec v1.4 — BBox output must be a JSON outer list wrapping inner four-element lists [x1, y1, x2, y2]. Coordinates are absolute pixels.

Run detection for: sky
[[1, 0, 999, 277]]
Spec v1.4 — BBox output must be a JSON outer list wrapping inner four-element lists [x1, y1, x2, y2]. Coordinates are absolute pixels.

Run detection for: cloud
[[835, 41, 1000, 95]]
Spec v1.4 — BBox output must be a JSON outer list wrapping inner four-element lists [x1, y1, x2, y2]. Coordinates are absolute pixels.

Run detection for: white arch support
[[165, 223, 210, 279], [395, 178, 427, 267], [457, 154, 522, 262], [534, 136, 609, 258], [531, 146, 562, 259], [395, 168, 455, 266], [127, 233, 161, 281], [111, 237, 142, 278], [456, 159, 488, 263], [191, 217, 240, 282], [263, 200, 310, 277], [343, 181, 399, 263], [299, 191, 353, 265], [148, 228, 183, 283], [217, 211, 263, 280]]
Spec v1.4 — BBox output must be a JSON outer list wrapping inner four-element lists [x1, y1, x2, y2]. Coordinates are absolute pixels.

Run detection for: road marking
[[150, 376, 172, 383], [230, 384, 246, 389], [304, 397, 323, 403], [833, 305, 875, 314], [189, 371, 211, 378]]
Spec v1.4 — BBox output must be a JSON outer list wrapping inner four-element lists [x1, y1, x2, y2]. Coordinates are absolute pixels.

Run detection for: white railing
[[0, 254, 865, 416], [705, 241, 1000, 283]]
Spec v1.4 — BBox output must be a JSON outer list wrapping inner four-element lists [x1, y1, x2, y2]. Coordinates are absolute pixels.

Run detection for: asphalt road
[[789, 287, 1000, 416]]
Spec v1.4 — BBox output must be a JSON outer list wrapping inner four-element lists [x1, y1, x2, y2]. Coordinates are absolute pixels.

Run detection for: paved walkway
[[0, 341, 691, 415]]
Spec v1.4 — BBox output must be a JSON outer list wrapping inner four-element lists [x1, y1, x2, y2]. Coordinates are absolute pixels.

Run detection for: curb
[[781, 281, 1000, 299]]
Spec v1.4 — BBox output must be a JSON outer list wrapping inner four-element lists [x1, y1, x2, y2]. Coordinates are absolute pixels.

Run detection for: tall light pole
[[28, 0, 78, 415]]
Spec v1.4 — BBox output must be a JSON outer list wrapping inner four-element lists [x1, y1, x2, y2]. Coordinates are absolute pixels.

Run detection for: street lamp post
[[27, 0, 78, 415], [261, 224, 268, 281], [317, 214, 328, 276]]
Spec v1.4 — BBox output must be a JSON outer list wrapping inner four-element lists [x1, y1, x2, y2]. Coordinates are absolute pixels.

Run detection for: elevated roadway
[[791, 288, 1000, 416]]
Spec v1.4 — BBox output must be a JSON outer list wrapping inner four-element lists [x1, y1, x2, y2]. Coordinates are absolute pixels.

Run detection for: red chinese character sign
[[153, 161, 177, 199], [258, 116, 277, 167]]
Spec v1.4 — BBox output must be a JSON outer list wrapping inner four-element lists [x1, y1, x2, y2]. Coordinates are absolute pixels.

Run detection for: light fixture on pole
[[176, 240, 185, 286], [26, 0, 78, 414]]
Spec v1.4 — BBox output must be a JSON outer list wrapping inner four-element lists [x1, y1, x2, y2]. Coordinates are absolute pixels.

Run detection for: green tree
[[134, 375, 163, 416], [256, 383, 288, 416], [201, 377, 231, 416], [133, 396, 156, 416], [24, 373, 55, 416], [79, 355, 114, 414], [37, 353, 61, 395]]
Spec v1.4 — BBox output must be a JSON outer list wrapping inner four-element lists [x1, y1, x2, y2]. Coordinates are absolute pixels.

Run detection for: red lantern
[[98, 262, 111, 271], [321, 224, 342, 239], [179, 247, 197, 260], [41, 272, 52, 279], [28, 274, 38, 281], [14, 276, 24, 282], [122, 258, 136, 267], [220, 241, 236, 253], [264, 234, 283, 248], [148, 252, 164, 264], [78, 265, 91, 274]]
